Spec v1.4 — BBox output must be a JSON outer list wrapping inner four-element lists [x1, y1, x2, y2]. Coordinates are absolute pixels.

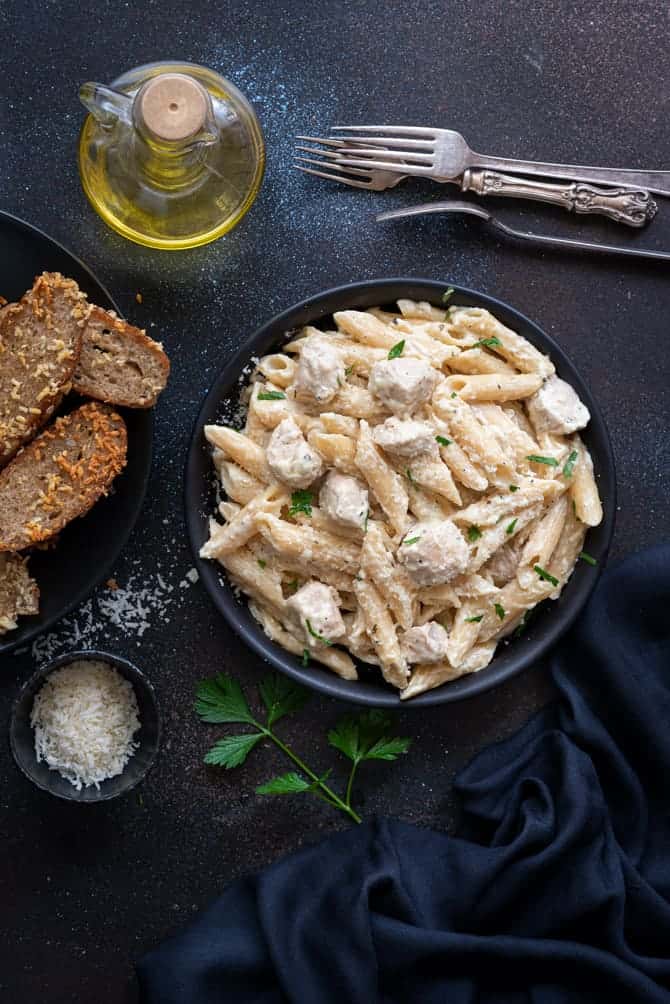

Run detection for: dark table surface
[[2, 2, 669, 1001]]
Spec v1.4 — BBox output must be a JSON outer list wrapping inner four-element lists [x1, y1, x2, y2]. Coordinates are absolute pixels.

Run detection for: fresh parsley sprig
[[195, 673, 411, 824], [388, 340, 405, 360]]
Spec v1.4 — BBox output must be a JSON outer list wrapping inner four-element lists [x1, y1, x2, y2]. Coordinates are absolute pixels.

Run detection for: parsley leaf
[[506, 518, 518, 535], [579, 551, 597, 566], [328, 710, 411, 764], [255, 771, 312, 795], [436, 435, 452, 447], [302, 648, 310, 667], [195, 673, 415, 826], [288, 490, 314, 518], [257, 559, 267, 569], [259, 673, 309, 727], [195, 674, 256, 725], [306, 618, 333, 646], [441, 287, 455, 305], [402, 535, 421, 546], [465, 614, 484, 623], [534, 564, 559, 586], [450, 391, 458, 398], [287, 578, 299, 594], [526, 454, 559, 467], [388, 340, 405, 359], [344, 365, 353, 376], [494, 602, 506, 621], [473, 336, 502, 349], [467, 525, 482, 542], [258, 390, 286, 401], [563, 450, 579, 478], [509, 484, 520, 492], [204, 733, 262, 768], [405, 468, 419, 488]]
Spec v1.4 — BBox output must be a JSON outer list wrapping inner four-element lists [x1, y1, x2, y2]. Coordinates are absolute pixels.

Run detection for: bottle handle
[[79, 82, 132, 128]]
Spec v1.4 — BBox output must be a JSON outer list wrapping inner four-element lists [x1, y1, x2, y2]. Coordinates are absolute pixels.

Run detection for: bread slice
[[73, 306, 169, 408], [0, 401, 127, 552], [0, 552, 39, 634], [0, 272, 90, 466]]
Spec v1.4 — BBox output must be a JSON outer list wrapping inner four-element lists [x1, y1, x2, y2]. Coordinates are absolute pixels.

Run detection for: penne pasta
[[201, 297, 602, 698]]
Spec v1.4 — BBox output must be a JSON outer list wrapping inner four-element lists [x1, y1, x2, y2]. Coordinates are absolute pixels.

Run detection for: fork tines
[[293, 134, 381, 189]]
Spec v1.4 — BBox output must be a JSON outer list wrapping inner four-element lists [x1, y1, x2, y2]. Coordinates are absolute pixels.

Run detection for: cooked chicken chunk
[[294, 335, 345, 404], [372, 417, 437, 458], [287, 581, 346, 649], [266, 417, 324, 488], [402, 621, 449, 664], [319, 471, 368, 529], [369, 357, 438, 416], [527, 376, 590, 436], [397, 520, 469, 587]]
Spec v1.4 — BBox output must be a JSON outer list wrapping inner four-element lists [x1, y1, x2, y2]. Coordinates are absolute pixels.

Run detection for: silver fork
[[294, 136, 656, 226], [294, 135, 405, 191], [330, 125, 670, 196]]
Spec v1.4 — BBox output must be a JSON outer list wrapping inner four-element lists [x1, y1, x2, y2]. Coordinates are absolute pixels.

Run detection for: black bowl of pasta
[[185, 279, 615, 707]]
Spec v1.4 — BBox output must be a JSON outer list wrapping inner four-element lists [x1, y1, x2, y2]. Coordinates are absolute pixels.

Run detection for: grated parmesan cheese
[[30, 659, 141, 790]]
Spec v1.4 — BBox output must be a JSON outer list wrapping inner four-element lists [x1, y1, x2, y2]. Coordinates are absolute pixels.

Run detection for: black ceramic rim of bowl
[[9, 649, 161, 802], [185, 279, 616, 708]]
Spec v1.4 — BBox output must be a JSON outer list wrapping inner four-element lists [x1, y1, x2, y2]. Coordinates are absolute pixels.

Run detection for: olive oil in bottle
[[78, 61, 265, 250]]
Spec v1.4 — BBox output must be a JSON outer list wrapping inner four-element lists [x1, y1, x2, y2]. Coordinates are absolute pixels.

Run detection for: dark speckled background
[[1, 2, 670, 1001]]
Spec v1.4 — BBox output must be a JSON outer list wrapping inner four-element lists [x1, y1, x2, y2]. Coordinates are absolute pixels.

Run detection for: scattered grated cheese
[[31, 659, 140, 790]]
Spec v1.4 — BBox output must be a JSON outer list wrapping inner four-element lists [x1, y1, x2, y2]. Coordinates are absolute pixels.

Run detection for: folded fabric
[[137, 545, 670, 1003]]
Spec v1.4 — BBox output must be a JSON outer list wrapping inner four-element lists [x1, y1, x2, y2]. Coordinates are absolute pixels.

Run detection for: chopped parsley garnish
[[402, 536, 421, 546], [509, 484, 520, 492], [562, 450, 579, 478], [450, 391, 458, 398], [579, 551, 597, 566], [258, 390, 286, 401], [288, 490, 314, 518], [344, 365, 353, 376], [306, 619, 333, 646], [506, 518, 518, 535], [302, 648, 310, 667], [287, 578, 299, 594], [388, 340, 405, 360], [467, 525, 482, 542], [526, 454, 559, 467], [405, 468, 419, 488], [534, 565, 559, 586], [441, 287, 455, 305], [494, 603, 506, 621], [435, 435, 452, 447], [473, 336, 502, 349], [465, 614, 483, 623], [257, 559, 267, 569]]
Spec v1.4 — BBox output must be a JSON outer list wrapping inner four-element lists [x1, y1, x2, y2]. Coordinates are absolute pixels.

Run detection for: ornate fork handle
[[461, 168, 657, 228]]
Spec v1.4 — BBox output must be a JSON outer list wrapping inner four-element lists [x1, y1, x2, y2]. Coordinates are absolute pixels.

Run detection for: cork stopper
[[138, 73, 208, 142]]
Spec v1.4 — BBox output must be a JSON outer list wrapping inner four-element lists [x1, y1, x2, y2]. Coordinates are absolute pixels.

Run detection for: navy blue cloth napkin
[[138, 546, 670, 1003]]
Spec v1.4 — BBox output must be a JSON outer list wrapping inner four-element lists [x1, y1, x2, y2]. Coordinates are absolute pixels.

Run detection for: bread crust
[[0, 272, 90, 466], [73, 306, 170, 408], [0, 401, 128, 552]]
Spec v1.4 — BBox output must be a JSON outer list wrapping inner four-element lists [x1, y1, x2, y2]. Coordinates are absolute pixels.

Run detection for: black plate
[[185, 279, 616, 707], [0, 212, 153, 657]]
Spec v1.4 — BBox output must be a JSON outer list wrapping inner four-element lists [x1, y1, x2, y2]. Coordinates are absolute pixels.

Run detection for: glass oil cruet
[[78, 61, 265, 250]]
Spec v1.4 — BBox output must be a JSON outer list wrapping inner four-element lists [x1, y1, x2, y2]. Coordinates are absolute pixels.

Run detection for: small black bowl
[[185, 278, 616, 707], [9, 650, 161, 802]]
